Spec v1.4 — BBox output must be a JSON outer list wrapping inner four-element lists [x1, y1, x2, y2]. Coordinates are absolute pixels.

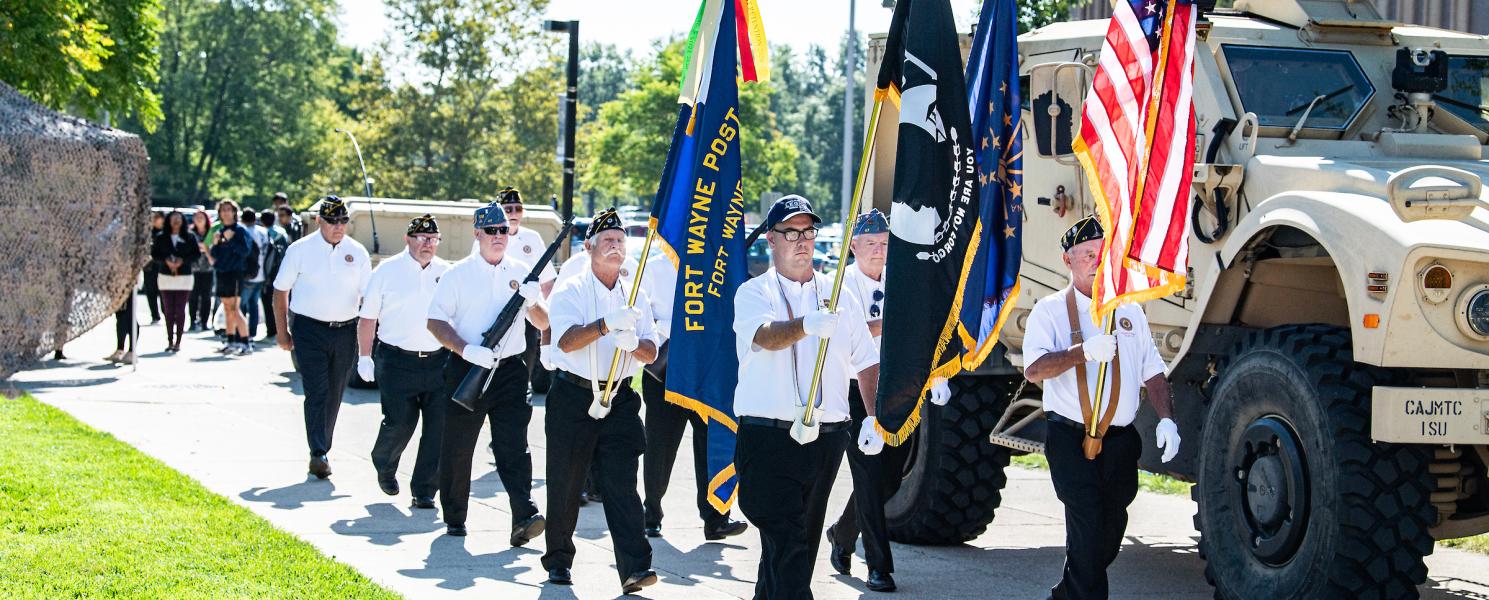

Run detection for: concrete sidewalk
[[11, 299, 1489, 599]]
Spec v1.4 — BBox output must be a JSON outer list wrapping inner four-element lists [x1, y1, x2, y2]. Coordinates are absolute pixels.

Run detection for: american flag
[[1073, 0, 1197, 322]]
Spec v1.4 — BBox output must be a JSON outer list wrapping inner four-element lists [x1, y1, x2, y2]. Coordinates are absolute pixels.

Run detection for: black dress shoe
[[621, 569, 658, 594], [644, 524, 662, 538], [703, 519, 749, 541], [377, 475, 399, 496], [866, 570, 896, 592], [308, 455, 332, 479], [410, 496, 435, 509], [547, 567, 572, 585], [510, 514, 546, 547], [445, 525, 467, 537], [826, 525, 851, 575]]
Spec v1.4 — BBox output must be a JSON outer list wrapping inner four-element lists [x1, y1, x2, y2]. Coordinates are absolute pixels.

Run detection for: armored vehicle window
[[1222, 45, 1373, 130], [1438, 55, 1489, 133]]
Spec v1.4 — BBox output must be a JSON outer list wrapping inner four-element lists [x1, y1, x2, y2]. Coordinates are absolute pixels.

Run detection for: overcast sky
[[335, 0, 983, 57]]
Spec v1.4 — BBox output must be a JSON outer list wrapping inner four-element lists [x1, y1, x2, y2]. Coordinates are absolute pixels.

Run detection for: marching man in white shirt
[[543, 208, 658, 594], [1021, 215, 1180, 600], [426, 202, 548, 544], [272, 196, 372, 480], [487, 188, 558, 458], [356, 214, 451, 509], [733, 196, 881, 599]]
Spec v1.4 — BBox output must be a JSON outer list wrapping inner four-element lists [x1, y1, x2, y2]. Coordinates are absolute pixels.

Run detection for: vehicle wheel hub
[[1233, 416, 1309, 566]]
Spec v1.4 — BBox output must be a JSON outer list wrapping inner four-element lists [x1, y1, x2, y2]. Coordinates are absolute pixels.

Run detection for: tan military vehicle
[[865, 1, 1489, 596], [302, 196, 565, 264]]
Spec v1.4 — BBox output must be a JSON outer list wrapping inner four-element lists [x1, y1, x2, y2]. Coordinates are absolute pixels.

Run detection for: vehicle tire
[[884, 374, 1017, 544], [1194, 324, 1435, 599]]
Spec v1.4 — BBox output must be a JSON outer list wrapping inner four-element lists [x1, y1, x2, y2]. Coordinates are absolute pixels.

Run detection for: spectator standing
[[209, 199, 254, 356], [151, 211, 201, 352], [240, 208, 269, 344], [188, 210, 214, 331], [143, 212, 164, 324], [273, 193, 304, 240], [258, 210, 289, 339]]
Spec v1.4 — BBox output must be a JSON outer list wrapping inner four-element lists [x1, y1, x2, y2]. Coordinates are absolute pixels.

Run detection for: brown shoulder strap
[[1064, 289, 1122, 459]]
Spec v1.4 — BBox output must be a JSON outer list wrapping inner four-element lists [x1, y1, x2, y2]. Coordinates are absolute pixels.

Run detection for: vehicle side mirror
[[1029, 62, 1090, 159]]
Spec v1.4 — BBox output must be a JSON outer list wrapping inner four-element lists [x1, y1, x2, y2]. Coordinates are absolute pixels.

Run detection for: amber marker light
[[1363, 314, 1381, 329]]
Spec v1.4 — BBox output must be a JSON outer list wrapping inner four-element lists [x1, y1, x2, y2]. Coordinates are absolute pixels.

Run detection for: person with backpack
[[208, 199, 255, 356], [240, 208, 269, 349], [258, 209, 289, 339]]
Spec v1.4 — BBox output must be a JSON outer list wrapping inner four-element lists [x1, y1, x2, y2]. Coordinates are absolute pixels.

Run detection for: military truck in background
[[864, 0, 1489, 596]]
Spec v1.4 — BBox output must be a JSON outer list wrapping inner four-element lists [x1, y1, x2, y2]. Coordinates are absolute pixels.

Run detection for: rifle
[[451, 221, 573, 411]]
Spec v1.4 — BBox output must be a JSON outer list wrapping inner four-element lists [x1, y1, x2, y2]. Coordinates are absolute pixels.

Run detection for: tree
[[0, 0, 164, 130], [578, 38, 799, 213]]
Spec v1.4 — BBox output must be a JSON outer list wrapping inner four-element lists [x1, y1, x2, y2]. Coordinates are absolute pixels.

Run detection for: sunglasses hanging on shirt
[[870, 289, 884, 319]]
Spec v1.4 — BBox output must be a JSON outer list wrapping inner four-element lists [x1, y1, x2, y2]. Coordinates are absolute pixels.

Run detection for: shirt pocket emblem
[[1119, 317, 1133, 331], [344, 254, 354, 264]]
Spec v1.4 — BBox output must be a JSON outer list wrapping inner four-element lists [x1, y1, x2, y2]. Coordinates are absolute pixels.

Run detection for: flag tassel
[[793, 95, 885, 444]]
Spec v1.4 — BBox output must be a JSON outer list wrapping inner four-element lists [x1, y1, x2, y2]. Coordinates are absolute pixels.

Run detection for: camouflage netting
[[0, 81, 151, 379]]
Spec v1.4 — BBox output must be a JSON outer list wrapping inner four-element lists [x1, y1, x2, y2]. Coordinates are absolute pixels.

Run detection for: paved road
[[11, 300, 1489, 599]]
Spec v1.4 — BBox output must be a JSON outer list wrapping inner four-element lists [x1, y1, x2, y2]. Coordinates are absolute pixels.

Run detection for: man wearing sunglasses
[[485, 188, 558, 461], [733, 195, 882, 599], [825, 208, 901, 592], [356, 214, 450, 510], [426, 201, 549, 544], [272, 196, 373, 479]]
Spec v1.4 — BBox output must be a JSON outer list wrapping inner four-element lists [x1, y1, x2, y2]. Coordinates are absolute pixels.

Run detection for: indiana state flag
[[648, 0, 754, 513], [958, 0, 1023, 369]]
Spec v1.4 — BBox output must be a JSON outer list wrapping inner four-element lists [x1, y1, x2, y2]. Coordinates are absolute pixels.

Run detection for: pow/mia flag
[[874, 0, 981, 445]]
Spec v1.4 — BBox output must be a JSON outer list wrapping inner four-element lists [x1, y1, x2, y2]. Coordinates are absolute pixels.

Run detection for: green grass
[[1009, 452, 1489, 555], [0, 395, 399, 600], [1010, 452, 1193, 496]]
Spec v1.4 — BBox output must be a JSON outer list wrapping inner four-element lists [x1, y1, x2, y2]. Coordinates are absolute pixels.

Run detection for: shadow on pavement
[[331, 502, 445, 546], [650, 536, 747, 587], [240, 478, 351, 509], [397, 534, 542, 591]]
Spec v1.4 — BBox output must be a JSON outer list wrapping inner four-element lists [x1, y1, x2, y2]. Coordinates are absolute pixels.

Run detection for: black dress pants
[[541, 376, 651, 582], [487, 322, 540, 452], [290, 316, 357, 457], [736, 420, 849, 600], [1045, 418, 1141, 600], [829, 381, 894, 573], [439, 357, 538, 528], [642, 372, 729, 529], [369, 346, 448, 498], [260, 285, 278, 337]]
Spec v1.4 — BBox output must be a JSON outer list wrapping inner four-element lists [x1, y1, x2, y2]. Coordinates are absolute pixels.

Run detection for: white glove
[[1155, 417, 1181, 463], [928, 377, 951, 406], [613, 329, 639, 352], [802, 308, 838, 339], [857, 417, 885, 455], [1082, 334, 1117, 363], [461, 344, 498, 369], [356, 356, 375, 382], [539, 343, 555, 370], [517, 281, 543, 307], [603, 306, 641, 332]]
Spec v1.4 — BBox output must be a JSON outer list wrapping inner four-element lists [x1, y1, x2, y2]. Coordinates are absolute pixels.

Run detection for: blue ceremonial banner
[[958, 0, 1023, 369], [649, 0, 748, 513]]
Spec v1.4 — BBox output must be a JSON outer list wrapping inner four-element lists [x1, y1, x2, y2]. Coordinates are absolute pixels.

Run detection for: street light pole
[[545, 19, 580, 231], [840, 0, 857, 223]]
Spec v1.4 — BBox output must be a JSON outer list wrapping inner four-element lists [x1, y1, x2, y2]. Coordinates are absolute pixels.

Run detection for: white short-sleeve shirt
[[841, 262, 885, 356], [427, 254, 533, 359], [548, 266, 658, 381], [732, 268, 879, 423], [1021, 287, 1167, 427], [468, 227, 557, 284], [272, 232, 372, 322], [359, 250, 450, 352], [639, 253, 676, 343]]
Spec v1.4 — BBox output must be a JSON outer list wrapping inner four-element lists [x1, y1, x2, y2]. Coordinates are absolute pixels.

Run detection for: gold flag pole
[[590, 228, 659, 419], [791, 94, 884, 445]]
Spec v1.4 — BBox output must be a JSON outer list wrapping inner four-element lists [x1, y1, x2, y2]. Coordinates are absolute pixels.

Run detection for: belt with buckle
[[378, 341, 447, 359], [555, 370, 624, 391], [739, 415, 851, 433], [1046, 411, 1128, 433], [294, 313, 357, 328]]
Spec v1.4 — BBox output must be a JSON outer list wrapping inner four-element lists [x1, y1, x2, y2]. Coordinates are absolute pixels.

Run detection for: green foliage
[[0, 0, 164, 130], [0, 395, 398, 599]]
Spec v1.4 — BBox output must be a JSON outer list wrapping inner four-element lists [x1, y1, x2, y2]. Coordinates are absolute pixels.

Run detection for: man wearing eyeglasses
[[426, 202, 549, 543], [825, 208, 903, 592], [356, 214, 451, 510], [485, 188, 557, 460], [272, 196, 373, 479], [733, 195, 882, 599]]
